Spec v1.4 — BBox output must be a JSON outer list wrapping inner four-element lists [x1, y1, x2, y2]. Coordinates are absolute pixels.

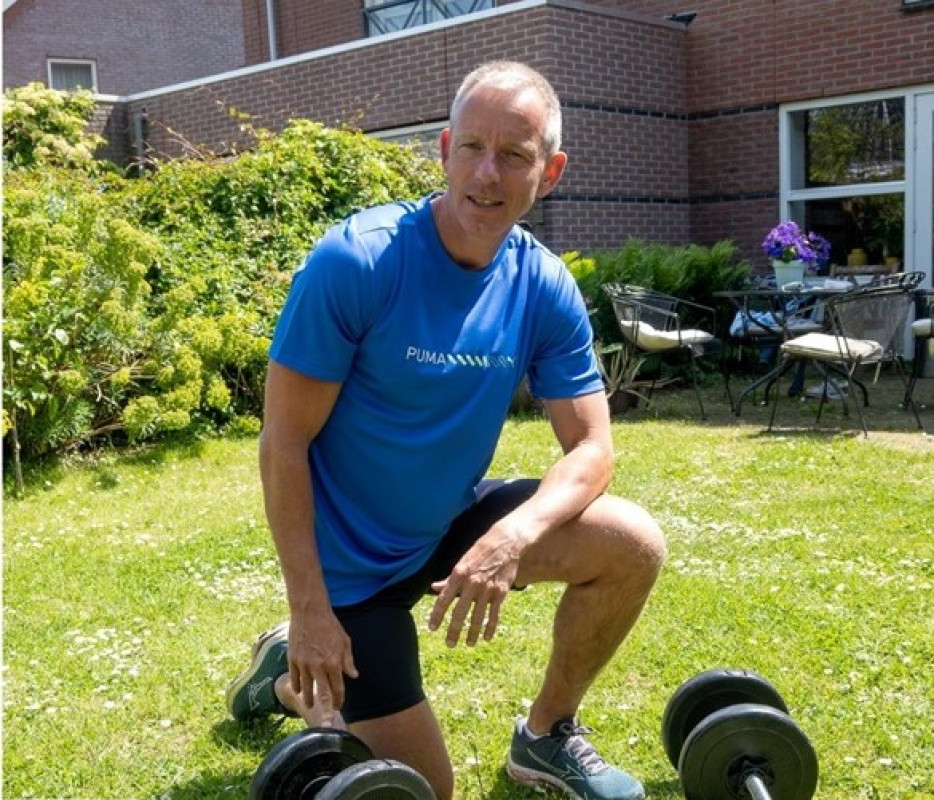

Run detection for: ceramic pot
[[773, 259, 805, 286]]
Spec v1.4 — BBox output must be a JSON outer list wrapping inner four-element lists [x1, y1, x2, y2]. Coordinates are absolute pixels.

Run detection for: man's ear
[[537, 151, 568, 199], [439, 128, 452, 165]]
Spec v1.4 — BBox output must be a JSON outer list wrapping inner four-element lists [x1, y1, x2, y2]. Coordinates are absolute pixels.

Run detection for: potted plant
[[594, 340, 673, 414], [762, 220, 831, 284]]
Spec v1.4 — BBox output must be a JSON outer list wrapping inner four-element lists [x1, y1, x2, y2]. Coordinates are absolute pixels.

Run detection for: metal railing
[[363, 0, 494, 37]]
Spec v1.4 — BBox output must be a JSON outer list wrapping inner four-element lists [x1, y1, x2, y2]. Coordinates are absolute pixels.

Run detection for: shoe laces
[[555, 720, 609, 774]]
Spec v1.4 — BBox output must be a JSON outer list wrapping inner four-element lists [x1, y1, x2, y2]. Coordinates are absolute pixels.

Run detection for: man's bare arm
[[259, 360, 355, 722]]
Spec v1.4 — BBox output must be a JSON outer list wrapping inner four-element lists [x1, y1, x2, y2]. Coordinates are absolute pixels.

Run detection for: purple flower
[[762, 220, 831, 268]]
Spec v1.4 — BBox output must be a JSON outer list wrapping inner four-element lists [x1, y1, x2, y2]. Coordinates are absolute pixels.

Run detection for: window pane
[[50, 62, 95, 91], [800, 98, 905, 187], [804, 193, 904, 270]]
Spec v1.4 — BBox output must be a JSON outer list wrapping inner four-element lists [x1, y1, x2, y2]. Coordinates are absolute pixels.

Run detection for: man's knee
[[592, 494, 667, 584]]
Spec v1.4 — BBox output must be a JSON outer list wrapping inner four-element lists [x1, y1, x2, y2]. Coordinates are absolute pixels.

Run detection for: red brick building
[[2, 0, 246, 95], [5, 0, 934, 283]]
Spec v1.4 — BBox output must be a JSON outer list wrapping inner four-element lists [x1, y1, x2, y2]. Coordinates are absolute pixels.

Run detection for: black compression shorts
[[333, 477, 539, 723]]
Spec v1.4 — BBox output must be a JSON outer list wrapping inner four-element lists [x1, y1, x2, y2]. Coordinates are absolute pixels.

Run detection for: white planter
[[773, 259, 805, 287]]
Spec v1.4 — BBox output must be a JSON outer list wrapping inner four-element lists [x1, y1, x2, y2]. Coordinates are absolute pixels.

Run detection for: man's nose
[[474, 151, 499, 183]]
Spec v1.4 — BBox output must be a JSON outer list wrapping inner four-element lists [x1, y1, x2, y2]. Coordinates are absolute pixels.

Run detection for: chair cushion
[[618, 320, 714, 352], [729, 310, 821, 338], [780, 332, 883, 361], [911, 317, 934, 338]]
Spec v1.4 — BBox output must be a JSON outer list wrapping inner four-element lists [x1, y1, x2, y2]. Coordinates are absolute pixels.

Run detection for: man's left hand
[[427, 522, 526, 647]]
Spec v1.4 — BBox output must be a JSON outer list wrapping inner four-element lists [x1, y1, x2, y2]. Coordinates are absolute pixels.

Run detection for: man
[[226, 61, 666, 800]]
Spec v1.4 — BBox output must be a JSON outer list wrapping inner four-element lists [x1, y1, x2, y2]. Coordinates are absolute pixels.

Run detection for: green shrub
[[4, 169, 157, 457], [3, 86, 445, 466], [2, 82, 105, 170]]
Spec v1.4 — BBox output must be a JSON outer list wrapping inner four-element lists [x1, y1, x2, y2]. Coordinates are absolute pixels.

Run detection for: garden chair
[[902, 289, 933, 431], [719, 280, 827, 415], [602, 283, 721, 419], [766, 278, 924, 436]]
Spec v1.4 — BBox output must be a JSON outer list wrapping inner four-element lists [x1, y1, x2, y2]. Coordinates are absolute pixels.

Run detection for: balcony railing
[[363, 0, 494, 38]]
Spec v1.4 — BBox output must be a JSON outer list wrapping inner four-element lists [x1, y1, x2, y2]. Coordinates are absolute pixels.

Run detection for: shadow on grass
[[3, 432, 212, 498], [157, 719, 296, 800], [211, 716, 292, 754], [159, 769, 253, 800], [612, 369, 931, 443]]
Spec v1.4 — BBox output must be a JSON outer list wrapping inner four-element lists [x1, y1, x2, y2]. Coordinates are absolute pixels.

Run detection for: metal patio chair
[[602, 283, 721, 419], [767, 276, 924, 436]]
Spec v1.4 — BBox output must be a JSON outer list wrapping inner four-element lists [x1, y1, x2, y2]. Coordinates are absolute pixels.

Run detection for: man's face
[[438, 84, 566, 259]]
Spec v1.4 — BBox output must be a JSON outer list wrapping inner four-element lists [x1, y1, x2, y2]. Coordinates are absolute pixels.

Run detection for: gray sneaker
[[226, 622, 293, 720], [506, 717, 645, 800]]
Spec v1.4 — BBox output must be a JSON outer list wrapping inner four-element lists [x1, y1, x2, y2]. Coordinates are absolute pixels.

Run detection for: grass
[[4, 373, 933, 799]]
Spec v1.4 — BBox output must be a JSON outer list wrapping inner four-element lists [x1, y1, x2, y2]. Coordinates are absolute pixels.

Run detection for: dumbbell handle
[[744, 773, 772, 800]]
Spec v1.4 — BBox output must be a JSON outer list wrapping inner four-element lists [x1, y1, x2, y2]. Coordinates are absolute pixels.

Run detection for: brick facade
[[242, 0, 364, 62], [2, 0, 245, 95], [13, 0, 934, 263]]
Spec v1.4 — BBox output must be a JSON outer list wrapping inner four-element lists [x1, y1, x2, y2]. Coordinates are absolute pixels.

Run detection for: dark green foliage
[[565, 238, 753, 346], [3, 85, 445, 463]]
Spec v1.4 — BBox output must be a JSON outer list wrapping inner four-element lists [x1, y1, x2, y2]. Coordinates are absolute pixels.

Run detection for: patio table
[[715, 280, 854, 415]]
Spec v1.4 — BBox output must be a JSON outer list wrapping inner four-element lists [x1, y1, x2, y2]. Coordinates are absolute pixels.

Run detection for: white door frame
[[907, 91, 934, 290]]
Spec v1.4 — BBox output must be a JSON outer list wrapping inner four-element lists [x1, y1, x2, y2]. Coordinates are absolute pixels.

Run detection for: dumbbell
[[250, 727, 436, 799], [661, 668, 818, 800]]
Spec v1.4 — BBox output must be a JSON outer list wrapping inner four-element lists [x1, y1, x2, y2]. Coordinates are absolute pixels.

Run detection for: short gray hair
[[450, 61, 563, 157]]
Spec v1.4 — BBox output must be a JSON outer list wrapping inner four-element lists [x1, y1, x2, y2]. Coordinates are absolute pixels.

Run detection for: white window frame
[[370, 120, 447, 159], [47, 58, 97, 92], [779, 85, 934, 313], [778, 88, 914, 271], [779, 88, 909, 215]]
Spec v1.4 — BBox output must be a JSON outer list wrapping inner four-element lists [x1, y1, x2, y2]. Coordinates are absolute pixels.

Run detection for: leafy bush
[[2, 83, 105, 170], [4, 168, 156, 457], [3, 85, 445, 465]]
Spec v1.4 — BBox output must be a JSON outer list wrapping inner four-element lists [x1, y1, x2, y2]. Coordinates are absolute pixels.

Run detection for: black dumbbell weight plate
[[662, 668, 788, 769], [678, 703, 818, 800], [250, 727, 375, 800], [317, 759, 436, 799]]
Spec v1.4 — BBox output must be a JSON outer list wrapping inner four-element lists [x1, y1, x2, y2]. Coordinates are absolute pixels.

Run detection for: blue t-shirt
[[269, 196, 603, 605]]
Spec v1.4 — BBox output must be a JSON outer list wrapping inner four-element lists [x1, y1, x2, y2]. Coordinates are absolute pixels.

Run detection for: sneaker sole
[[506, 757, 584, 799], [226, 621, 289, 718]]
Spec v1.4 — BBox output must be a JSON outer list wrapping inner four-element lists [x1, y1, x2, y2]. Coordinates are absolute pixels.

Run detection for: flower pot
[[847, 248, 868, 267], [773, 259, 805, 287]]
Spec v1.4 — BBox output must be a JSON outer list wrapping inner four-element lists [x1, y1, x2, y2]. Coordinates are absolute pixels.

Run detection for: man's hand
[[287, 609, 358, 726], [427, 520, 527, 647]]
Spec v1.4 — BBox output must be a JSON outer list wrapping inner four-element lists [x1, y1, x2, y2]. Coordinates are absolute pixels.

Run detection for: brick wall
[[242, 0, 364, 63], [123, 4, 690, 252], [82, 0, 934, 262], [600, 0, 934, 109], [2, 0, 245, 95]]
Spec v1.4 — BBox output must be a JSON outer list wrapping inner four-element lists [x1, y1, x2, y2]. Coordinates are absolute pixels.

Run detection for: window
[[781, 94, 907, 269], [47, 59, 97, 92], [370, 121, 446, 160], [364, 0, 494, 37]]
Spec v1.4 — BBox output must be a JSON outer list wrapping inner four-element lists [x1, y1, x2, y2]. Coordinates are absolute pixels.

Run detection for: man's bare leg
[[515, 494, 666, 733], [274, 679, 454, 800]]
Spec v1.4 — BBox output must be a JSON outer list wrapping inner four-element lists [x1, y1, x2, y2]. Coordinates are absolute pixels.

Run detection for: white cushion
[[781, 332, 882, 362], [911, 317, 933, 338], [618, 320, 714, 352]]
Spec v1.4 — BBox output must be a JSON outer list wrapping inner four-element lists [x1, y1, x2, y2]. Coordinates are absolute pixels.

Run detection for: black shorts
[[333, 478, 539, 723]]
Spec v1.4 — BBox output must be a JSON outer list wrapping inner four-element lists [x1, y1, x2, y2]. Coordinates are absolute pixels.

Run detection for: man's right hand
[[287, 609, 358, 726]]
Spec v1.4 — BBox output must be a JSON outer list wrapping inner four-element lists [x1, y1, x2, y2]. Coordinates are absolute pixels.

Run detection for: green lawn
[[4, 378, 933, 799]]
